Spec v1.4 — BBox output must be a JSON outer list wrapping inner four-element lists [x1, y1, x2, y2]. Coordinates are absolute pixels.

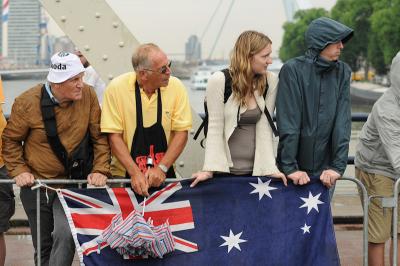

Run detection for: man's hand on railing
[[14, 172, 35, 187], [287, 171, 310, 185], [87, 173, 108, 187], [146, 167, 166, 188], [130, 171, 149, 197], [320, 169, 341, 188]]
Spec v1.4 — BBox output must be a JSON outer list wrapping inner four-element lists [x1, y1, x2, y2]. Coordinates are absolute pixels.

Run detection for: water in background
[[2, 79, 44, 115], [2, 78, 374, 194], [2, 78, 374, 116]]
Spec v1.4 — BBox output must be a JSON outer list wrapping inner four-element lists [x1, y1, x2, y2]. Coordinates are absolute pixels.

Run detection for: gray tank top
[[228, 107, 262, 175]]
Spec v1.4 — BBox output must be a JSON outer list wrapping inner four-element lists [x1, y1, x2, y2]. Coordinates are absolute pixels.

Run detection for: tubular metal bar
[[6, 177, 191, 265], [36, 187, 41, 266], [0, 178, 194, 185], [341, 176, 369, 266], [2, 176, 369, 264], [392, 178, 400, 266], [197, 112, 369, 122]]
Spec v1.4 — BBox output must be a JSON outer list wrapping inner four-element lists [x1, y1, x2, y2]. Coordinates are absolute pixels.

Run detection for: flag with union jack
[[57, 176, 340, 266]]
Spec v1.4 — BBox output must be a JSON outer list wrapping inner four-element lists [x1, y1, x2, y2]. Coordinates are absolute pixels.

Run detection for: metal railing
[[392, 178, 400, 265], [0, 178, 181, 266], [340, 177, 369, 266], [1, 176, 370, 265], [0, 112, 376, 265]]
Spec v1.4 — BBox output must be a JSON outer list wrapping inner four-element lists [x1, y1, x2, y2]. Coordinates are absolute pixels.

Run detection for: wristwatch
[[158, 163, 168, 173]]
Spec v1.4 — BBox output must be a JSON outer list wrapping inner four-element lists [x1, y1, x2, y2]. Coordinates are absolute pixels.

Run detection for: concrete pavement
[[5, 225, 372, 266]]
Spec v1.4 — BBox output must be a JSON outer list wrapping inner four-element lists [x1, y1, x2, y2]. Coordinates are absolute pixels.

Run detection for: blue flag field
[[57, 176, 340, 266]]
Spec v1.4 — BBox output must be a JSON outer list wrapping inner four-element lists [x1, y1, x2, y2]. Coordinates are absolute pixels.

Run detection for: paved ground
[[4, 226, 375, 266], [4, 198, 372, 266], [4, 183, 372, 265]]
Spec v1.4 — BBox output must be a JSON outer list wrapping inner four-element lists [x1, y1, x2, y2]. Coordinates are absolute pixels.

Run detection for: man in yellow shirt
[[0, 76, 15, 266], [101, 43, 192, 196]]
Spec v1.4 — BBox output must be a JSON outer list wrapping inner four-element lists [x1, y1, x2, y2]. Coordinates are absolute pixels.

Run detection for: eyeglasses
[[143, 61, 172, 75]]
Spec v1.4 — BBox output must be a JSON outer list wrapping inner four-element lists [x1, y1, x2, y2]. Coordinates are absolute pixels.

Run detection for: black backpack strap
[[40, 85, 69, 171], [193, 102, 207, 141], [221, 68, 232, 103], [262, 81, 278, 137], [193, 122, 204, 141], [194, 69, 231, 141]]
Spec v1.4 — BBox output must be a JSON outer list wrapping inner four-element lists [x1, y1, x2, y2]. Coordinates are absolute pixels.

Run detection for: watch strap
[[158, 163, 168, 173]]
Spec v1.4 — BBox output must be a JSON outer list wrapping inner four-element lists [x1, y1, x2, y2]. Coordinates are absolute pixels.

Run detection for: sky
[[47, 0, 337, 59]]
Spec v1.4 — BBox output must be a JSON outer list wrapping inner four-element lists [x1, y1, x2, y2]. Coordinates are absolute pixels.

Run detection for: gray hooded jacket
[[355, 52, 400, 179], [276, 17, 353, 176]]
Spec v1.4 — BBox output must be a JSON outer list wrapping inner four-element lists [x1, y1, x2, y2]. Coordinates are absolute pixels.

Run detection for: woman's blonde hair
[[229, 31, 272, 106]]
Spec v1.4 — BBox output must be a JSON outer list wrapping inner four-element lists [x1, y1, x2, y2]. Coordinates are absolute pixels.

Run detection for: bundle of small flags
[[98, 210, 175, 259]]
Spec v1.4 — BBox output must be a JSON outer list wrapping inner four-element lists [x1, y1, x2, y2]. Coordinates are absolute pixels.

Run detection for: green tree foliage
[[368, 33, 387, 75], [370, 0, 400, 70], [279, 8, 329, 62], [280, 0, 400, 75], [331, 0, 373, 73]]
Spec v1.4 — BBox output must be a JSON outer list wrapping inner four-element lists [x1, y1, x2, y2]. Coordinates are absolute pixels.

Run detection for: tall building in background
[[37, 8, 52, 65], [52, 36, 75, 53], [5, 0, 40, 66], [1, 0, 9, 58], [185, 35, 201, 62]]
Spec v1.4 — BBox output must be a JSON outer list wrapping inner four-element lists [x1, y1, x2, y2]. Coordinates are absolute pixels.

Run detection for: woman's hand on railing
[[190, 171, 213, 188], [14, 172, 35, 187], [270, 172, 287, 186]]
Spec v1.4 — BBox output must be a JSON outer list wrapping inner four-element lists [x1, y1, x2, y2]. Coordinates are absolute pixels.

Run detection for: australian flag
[[57, 176, 339, 266]]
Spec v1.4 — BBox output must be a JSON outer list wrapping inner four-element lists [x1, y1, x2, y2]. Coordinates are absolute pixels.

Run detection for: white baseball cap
[[47, 52, 85, 83]]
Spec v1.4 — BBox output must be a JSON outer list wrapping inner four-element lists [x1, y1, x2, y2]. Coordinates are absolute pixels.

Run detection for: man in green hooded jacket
[[276, 17, 353, 189]]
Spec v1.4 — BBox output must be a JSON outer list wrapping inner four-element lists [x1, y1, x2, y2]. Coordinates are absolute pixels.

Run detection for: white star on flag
[[220, 230, 248, 253], [301, 223, 311, 234], [249, 178, 277, 200], [300, 191, 324, 214]]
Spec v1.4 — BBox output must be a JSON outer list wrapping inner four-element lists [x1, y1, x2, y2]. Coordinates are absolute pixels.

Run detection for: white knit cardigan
[[202, 70, 280, 176]]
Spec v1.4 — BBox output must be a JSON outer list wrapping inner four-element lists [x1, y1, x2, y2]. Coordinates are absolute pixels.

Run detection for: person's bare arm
[[147, 130, 188, 187], [108, 133, 149, 196]]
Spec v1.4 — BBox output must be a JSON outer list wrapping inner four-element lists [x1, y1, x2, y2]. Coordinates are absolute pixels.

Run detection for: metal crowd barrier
[[339, 177, 369, 266], [0, 112, 376, 265], [392, 178, 400, 265], [0, 176, 370, 265], [0, 178, 182, 266], [349, 112, 400, 265]]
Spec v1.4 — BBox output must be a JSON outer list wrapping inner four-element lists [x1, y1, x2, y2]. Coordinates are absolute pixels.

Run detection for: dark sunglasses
[[144, 61, 172, 74]]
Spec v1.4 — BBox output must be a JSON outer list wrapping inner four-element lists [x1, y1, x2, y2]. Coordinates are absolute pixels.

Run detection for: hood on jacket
[[305, 17, 354, 53], [390, 51, 400, 97]]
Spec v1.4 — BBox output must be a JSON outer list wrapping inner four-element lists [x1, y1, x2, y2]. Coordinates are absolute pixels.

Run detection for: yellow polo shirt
[[101, 72, 192, 176]]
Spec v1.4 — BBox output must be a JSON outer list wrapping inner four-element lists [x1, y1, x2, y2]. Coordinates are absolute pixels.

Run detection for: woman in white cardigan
[[191, 30, 286, 187]]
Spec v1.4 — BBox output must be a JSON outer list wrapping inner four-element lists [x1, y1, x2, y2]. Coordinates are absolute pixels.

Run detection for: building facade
[[185, 35, 201, 62], [6, 0, 40, 66]]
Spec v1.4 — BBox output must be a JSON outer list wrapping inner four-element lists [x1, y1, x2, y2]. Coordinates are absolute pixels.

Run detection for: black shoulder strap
[[262, 81, 278, 137], [194, 69, 278, 141], [194, 69, 231, 141], [40, 85, 69, 171], [221, 68, 232, 103], [223, 70, 278, 136]]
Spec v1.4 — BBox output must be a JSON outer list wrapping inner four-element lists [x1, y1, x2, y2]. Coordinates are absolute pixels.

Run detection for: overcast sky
[[48, 0, 337, 59]]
